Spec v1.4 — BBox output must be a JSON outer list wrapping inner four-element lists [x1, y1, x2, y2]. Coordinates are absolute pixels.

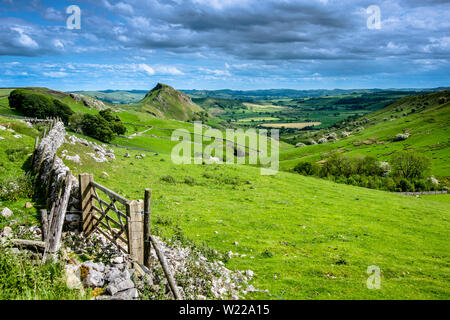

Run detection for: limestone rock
[[1, 226, 13, 238], [65, 265, 83, 290], [393, 133, 410, 141], [110, 288, 139, 300], [107, 278, 135, 295], [1, 207, 13, 218], [65, 154, 81, 164], [83, 269, 105, 288], [112, 256, 124, 264], [246, 285, 257, 292]]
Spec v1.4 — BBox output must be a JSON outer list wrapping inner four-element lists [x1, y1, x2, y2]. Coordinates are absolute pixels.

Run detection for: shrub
[[160, 175, 176, 184], [99, 109, 126, 135], [184, 176, 196, 186], [397, 178, 414, 192], [294, 161, 319, 176], [0, 247, 86, 300], [261, 249, 274, 258], [321, 154, 353, 177], [81, 114, 114, 143], [0, 173, 34, 201], [79, 110, 127, 142], [356, 156, 384, 176], [384, 177, 397, 191], [8, 89, 73, 124], [413, 179, 429, 192], [5, 146, 30, 162], [68, 112, 85, 132]]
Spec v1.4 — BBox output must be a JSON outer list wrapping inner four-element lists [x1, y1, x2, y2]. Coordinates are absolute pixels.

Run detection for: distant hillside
[[0, 87, 112, 118], [280, 90, 450, 178], [183, 88, 436, 100], [129, 83, 203, 121], [73, 88, 440, 105], [71, 90, 148, 104]]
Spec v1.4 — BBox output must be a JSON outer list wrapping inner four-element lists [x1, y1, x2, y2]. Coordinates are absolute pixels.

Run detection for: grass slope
[[280, 90, 450, 178], [60, 140, 450, 300], [127, 83, 203, 121]]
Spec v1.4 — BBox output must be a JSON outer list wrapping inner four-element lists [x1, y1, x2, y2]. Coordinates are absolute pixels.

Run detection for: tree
[[9, 89, 73, 123], [391, 151, 431, 179], [81, 114, 114, 143], [99, 109, 126, 135]]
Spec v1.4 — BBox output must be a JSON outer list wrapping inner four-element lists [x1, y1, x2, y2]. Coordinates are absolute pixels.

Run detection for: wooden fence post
[[79, 173, 94, 234], [40, 209, 48, 243], [127, 200, 144, 264], [45, 153, 57, 206], [36, 144, 47, 174], [42, 171, 73, 262], [31, 136, 39, 165], [144, 189, 152, 268]]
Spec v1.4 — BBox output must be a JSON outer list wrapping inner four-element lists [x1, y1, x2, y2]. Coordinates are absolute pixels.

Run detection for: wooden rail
[[79, 173, 148, 265], [78, 173, 181, 299]]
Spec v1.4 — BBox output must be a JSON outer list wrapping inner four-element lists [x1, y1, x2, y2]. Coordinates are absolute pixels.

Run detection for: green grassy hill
[[71, 90, 148, 104], [58, 137, 449, 300], [280, 90, 450, 179], [0, 86, 449, 300], [127, 83, 204, 121]]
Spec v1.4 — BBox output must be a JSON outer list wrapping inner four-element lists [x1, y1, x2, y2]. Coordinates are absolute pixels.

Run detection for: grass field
[[279, 91, 450, 178], [261, 122, 322, 129], [238, 117, 280, 122], [1, 87, 449, 300], [58, 140, 450, 300]]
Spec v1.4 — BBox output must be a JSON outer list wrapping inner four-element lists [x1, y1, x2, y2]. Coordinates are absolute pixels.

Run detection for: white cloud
[[199, 67, 231, 76], [154, 65, 184, 75], [11, 27, 38, 49], [53, 39, 64, 49], [139, 63, 155, 75], [43, 71, 69, 78], [138, 63, 183, 75], [103, 0, 134, 15]]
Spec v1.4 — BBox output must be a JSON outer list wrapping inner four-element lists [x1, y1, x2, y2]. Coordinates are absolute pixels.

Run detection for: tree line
[[9, 89, 126, 143], [294, 151, 441, 192]]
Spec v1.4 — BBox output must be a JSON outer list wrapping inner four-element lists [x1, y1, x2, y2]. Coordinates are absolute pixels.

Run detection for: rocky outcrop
[[70, 93, 106, 110], [66, 135, 115, 163], [393, 133, 410, 141]]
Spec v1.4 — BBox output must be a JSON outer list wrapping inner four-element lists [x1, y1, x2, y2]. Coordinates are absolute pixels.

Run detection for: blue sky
[[0, 0, 449, 91]]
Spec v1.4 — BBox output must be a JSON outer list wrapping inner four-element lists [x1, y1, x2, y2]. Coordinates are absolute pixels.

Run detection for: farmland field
[[260, 122, 322, 129]]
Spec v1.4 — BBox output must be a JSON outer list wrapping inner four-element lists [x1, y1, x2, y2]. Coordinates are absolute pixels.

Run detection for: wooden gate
[[79, 173, 145, 264]]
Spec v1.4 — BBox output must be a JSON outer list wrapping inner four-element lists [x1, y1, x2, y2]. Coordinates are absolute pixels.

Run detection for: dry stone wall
[[33, 121, 81, 230]]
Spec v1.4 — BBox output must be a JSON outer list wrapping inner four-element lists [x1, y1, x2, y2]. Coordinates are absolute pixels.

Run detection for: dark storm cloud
[[82, 0, 449, 64], [1, 0, 449, 62], [0, 0, 449, 89]]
